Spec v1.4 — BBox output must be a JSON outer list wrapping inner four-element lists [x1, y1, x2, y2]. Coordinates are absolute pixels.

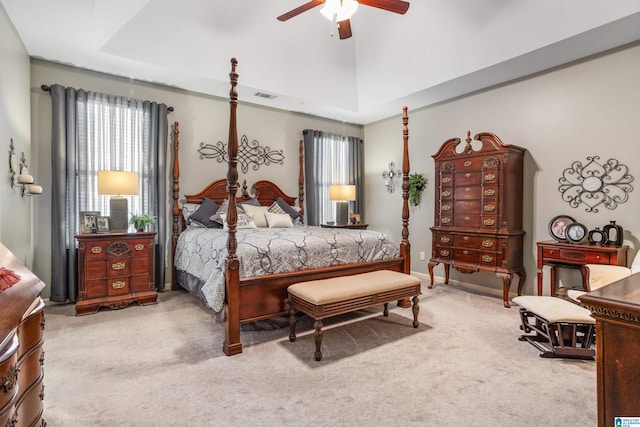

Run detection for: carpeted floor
[[42, 283, 596, 426]]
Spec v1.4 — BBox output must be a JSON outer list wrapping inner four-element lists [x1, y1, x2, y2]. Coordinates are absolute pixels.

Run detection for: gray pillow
[[189, 198, 220, 228], [270, 197, 302, 222], [239, 198, 261, 208]]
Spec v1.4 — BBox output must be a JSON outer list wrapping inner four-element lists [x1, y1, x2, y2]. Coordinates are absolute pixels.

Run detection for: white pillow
[[240, 204, 270, 227], [220, 213, 257, 230], [181, 203, 200, 224], [265, 212, 294, 228]]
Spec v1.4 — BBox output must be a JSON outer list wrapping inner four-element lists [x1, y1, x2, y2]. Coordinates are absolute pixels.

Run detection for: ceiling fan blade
[[337, 19, 352, 40], [277, 0, 325, 21], [357, 0, 410, 14]]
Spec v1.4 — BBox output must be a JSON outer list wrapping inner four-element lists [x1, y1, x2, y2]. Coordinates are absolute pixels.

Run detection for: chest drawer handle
[[464, 161, 472, 167], [482, 241, 494, 248], [484, 173, 496, 181], [484, 219, 495, 226], [442, 204, 451, 211], [464, 216, 470, 221], [465, 173, 471, 178], [440, 250, 450, 256], [463, 236, 470, 241], [465, 187, 471, 192], [440, 236, 450, 243], [484, 205, 495, 212], [112, 262, 126, 271], [0, 365, 19, 393], [112, 281, 126, 290], [441, 190, 451, 197], [463, 250, 469, 255], [442, 177, 451, 184], [134, 244, 145, 251], [441, 217, 451, 224], [484, 189, 495, 196], [482, 255, 493, 263], [91, 246, 102, 254]]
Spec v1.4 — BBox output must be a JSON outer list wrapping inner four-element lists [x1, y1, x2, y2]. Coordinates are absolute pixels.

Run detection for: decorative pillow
[[211, 200, 236, 224], [269, 197, 303, 223], [238, 198, 261, 208], [181, 203, 200, 224], [220, 213, 257, 230], [240, 204, 271, 227], [189, 198, 220, 228], [265, 212, 294, 228]]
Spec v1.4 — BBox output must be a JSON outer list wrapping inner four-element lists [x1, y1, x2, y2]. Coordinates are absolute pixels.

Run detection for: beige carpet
[[42, 284, 596, 426]]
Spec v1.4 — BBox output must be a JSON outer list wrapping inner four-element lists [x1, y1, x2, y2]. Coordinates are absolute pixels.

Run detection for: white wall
[[0, 4, 32, 264], [365, 43, 640, 297], [30, 59, 363, 298]]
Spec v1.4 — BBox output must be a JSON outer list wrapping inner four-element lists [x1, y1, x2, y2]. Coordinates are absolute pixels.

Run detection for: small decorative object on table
[[96, 216, 110, 233], [603, 221, 623, 246], [130, 213, 155, 232], [548, 215, 576, 242], [565, 222, 588, 243], [80, 210, 100, 233]]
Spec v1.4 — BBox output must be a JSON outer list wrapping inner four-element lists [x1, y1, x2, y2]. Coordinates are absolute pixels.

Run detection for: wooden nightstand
[[75, 232, 158, 315], [320, 223, 369, 230]]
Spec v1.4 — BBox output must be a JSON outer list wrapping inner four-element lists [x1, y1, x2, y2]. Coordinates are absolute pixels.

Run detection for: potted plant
[[408, 173, 427, 206], [130, 213, 155, 232]]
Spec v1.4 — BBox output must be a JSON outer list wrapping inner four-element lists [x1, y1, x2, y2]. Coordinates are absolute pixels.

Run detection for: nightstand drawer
[[129, 239, 151, 257], [85, 242, 108, 259], [131, 274, 152, 293], [108, 260, 131, 276], [85, 279, 107, 298], [86, 260, 107, 278]]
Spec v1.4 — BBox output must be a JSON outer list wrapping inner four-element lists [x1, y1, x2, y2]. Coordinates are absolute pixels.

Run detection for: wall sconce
[[9, 139, 43, 197], [382, 162, 401, 193]]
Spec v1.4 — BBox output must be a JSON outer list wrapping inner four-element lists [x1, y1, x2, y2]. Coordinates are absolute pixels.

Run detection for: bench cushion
[[513, 296, 594, 324], [288, 270, 421, 305]]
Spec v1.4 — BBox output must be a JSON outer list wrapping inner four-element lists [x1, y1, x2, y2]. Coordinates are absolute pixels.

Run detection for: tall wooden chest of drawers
[[75, 232, 157, 315], [428, 131, 526, 307], [1, 243, 46, 427]]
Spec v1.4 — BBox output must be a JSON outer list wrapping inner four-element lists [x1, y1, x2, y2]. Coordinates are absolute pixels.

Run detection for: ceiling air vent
[[254, 92, 277, 100]]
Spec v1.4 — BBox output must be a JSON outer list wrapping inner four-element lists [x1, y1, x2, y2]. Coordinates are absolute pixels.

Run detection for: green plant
[[408, 173, 427, 206], [129, 213, 155, 231]]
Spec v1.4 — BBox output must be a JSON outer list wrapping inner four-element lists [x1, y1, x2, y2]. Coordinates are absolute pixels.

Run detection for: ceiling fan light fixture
[[320, 0, 359, 21]]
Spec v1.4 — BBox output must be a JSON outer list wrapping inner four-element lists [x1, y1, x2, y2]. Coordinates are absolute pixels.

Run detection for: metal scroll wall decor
[[558, 155, 633, 212], [197, 135, 285, 173]]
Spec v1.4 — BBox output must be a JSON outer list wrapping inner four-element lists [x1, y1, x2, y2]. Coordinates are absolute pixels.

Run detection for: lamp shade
[[329, 185, 356, 201], [98, 170, 139, 196]]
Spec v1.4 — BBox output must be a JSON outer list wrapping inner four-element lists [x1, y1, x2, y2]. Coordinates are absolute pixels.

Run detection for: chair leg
[[314, 319, 323, 361], [412, 295, 420, 328], [288, 306, 297, 342]]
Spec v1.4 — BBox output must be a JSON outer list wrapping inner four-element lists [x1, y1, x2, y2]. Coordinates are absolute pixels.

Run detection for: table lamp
[[329, 184, 356, 225], [98, 170, 139, 232]]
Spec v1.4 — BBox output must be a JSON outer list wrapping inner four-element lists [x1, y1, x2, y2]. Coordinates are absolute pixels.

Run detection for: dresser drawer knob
[[441, 217, 451, 224], [441, 236, 450, 243], [484, 189, 495, 196], [463, 236, 470, 241], [464, 161, 472, 167], [112, 281, 126, 290], [484, 205, 495, 212], [465, 187, 471, 192], [482, 255, 493, 263], [463, 250, 469, 255], [464, 216, 470, 221], [442, 204, 451, 211], [441, 190, 451, 197], [135, 244, 145, 251], [484, 219, 495, 226], [482, 241, 494, 248], [112, 262, 126, 271], [91, 246, 102, 254], [484, 173, 496, 181], [442, 177, 451, 184], [440, 250, 450, 256], [465, 173, 471, 178]]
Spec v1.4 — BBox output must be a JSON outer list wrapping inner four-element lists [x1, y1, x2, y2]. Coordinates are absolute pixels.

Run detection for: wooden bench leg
[[289, 306, 297, 342], [383, 303, 389, 317], [314, 319, 323, 361], [412, 295, 419, 328]]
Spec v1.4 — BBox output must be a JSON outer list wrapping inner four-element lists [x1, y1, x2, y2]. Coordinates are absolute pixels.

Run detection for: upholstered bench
[[513, 295, 595, 359], [288, 270, 421, 361]]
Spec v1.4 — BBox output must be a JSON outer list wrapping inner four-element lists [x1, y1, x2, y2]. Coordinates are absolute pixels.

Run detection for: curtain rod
[[40, 85, 174, 112]]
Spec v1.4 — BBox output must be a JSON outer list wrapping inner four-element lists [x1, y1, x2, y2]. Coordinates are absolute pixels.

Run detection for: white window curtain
[[303, 130, 364, 225]]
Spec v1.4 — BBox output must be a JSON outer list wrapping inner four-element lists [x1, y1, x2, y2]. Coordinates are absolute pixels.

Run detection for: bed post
[[223, 58, 243, 356], [171, 122, 180, 290], [298, 139, 304, 215], [400, 106, 411, 275]]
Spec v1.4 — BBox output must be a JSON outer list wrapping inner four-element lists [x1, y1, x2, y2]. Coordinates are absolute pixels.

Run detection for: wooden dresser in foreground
[[0, 243, 46, 426], [579, 275, 640, 427], [75, 232, 157, 315], [428, 131, 526, 307]]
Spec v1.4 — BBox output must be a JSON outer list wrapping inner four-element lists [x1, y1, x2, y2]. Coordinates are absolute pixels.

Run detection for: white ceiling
[[3, 0, 640, 124]]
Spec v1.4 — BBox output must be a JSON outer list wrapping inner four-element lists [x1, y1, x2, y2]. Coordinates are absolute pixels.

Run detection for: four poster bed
[[170, 58, 412, 356]]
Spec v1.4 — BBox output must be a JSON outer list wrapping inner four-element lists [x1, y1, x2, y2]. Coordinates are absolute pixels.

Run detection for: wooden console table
[[579, 274, 640, 426], [536, 241, 628, 296]]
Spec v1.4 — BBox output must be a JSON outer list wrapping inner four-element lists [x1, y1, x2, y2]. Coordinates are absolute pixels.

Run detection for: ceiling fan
[[277, 0, 410, 40]]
